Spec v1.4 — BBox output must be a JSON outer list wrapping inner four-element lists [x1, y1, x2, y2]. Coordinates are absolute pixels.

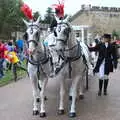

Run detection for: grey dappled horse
[[47, 17, 89, 117], [23, 17, 53, 117]]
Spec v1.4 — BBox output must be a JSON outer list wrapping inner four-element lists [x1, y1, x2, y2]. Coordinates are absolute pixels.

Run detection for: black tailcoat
[[89, 43, 118, 75]]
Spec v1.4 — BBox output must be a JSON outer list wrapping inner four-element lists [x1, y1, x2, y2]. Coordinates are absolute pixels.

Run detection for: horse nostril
[[28, 50, 32, 55]]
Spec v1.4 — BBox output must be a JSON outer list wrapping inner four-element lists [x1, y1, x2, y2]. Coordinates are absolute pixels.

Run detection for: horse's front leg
[[79, 75, 84, 99], [69, 76, 79, 117], [28, 63, 40, 115], [40, 78, 48, 117], [58, 78, 65, 115]]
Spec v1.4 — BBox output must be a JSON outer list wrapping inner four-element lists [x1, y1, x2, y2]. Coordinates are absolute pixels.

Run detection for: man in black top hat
[[89, 33, 118, 96]]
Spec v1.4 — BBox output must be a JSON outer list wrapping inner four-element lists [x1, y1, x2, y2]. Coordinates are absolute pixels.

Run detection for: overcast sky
[[24, 0, 120, 18]]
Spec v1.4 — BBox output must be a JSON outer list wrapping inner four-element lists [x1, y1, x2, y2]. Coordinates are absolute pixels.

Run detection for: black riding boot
[[98, 79, 103, 96], [104, 79, 109, 95]]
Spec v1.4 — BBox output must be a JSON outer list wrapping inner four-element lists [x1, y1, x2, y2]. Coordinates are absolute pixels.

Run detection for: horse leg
[[69, 77, 79, 117], [31, 76, 40, 115], [79, 75, 84, 100], [40, 78, 48, 117], [28, 64, 39, 115], [58, 78, 65, 115]]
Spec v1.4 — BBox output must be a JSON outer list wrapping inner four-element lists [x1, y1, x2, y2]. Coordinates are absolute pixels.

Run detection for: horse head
[[53, 16, 71, 51], [23, 16, 41, 54], [47, 17, 75, 74]]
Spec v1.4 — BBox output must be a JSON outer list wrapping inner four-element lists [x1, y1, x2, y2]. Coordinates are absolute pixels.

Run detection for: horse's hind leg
[[79, 75, 84, 99]]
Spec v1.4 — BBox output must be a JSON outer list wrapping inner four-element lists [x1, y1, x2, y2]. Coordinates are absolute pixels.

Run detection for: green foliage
[[0, 0, 24, 39], [0, 0, 41, 39], [44, 7, 54, 24], [33, 11, 42, 22], [0, 60, 27, 87], [0, 70, 13, 87], [0, 68, 26, 87], [112, 30, 119, 39]]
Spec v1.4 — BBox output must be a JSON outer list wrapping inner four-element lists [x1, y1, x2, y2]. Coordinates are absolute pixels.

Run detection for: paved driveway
[[0, 67, 120, 120]]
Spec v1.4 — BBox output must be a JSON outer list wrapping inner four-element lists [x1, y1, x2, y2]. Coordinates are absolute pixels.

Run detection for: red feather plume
[[52, 0, 65, 18], [20, 3, 33, 20]]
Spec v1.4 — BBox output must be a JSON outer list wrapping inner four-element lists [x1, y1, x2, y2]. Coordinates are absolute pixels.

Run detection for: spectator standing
[[16, 38, 24, 61], [0, 41, 7, 78], [6, 41, 16, 70]]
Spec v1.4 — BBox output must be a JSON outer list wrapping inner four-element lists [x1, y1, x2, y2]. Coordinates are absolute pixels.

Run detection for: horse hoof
[[36, 98, 40, 102], [33, 110, 39, 115], [79, 95, 84, 100], [36, 97, 47, 102], [69, 112, 76, 117], [40, 112, 46, 117], [69, 96, 72, 100], [44, 96, 48, 101], [58, 109, 65, 115]]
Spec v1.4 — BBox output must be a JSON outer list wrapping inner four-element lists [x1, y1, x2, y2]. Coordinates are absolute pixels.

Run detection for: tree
[[112, 30, 119, 39], [44, 7, 54, 24], [0, 0, 24, 39], [0, 0, 42, 39], [33, 11, 42, 22]]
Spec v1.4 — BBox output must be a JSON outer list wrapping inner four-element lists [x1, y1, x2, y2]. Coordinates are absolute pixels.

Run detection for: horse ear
[[23, 19, 29, 27], [63, 16, 69, 23], [35, 16, 41, 25], [54, 16, 61, 23]]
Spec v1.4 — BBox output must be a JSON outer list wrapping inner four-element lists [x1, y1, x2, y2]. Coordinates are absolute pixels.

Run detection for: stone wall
[[70, 5, 120, 37], [81, 4, 120, 12]]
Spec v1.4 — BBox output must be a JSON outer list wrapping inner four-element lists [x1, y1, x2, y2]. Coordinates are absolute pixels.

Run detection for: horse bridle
[[24, 23, 50, 64], [24, 23, 41, 48]]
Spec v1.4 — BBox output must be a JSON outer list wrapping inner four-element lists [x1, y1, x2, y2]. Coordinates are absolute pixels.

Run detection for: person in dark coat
[[89, 34, 118, 96]]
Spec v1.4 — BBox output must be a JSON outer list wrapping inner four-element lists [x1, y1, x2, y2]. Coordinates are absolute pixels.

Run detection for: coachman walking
[[89, 34, 118, 96]]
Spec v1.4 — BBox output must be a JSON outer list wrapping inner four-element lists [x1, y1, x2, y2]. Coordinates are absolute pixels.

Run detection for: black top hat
[[103, 34, 111, 39]]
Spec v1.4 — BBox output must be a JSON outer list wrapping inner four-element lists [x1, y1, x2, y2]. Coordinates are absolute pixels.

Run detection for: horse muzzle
[[27, 48, 36, 55]]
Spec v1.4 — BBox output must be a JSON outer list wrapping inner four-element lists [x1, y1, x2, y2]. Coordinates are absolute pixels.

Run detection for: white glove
[[114, 69, 117, 72]]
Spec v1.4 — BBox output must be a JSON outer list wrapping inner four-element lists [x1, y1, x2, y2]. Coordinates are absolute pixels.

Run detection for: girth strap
[[68, 60, 72, 79]]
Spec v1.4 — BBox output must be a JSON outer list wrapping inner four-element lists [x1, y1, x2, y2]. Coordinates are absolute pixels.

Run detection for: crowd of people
[[0, 38, 26, 80]]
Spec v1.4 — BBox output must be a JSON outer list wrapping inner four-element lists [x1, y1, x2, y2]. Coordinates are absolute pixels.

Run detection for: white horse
[[47, 17, 89, 117], [23, 17, 53, 117]]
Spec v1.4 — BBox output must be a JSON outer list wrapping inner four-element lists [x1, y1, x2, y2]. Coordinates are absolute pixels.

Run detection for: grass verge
[[0, 62, 27, 87]]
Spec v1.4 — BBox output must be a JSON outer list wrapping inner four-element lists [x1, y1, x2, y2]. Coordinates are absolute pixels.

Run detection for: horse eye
[[36, 32, 39, 41], [23, 32, 28, 41]]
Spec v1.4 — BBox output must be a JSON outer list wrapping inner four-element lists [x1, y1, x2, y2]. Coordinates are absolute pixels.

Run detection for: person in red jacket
[[0, 41, 7, 78]]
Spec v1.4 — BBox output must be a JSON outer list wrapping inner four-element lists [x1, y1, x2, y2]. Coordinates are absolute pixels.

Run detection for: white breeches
[[98, 62, 108, 80]]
